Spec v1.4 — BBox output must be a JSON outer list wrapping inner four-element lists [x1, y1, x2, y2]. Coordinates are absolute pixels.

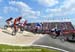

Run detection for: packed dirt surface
[[0, 28, 43, 45], [0, 28, 75, 52]]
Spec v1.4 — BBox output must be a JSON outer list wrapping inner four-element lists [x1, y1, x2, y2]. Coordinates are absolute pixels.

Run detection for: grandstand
[[26, 22, 74, 33], [25, 21, 75, 41]]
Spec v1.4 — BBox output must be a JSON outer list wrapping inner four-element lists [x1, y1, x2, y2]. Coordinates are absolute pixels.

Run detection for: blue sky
[[0, 0, 75, 27]]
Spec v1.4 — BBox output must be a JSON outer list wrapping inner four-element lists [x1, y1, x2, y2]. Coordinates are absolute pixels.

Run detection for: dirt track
[[0, 28, 75, 52], [33, 34, 75, 52], [0, 28, 43, 45]]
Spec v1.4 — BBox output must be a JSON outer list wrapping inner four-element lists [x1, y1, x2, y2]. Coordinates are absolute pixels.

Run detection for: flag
[[35, 23, 42, 29]]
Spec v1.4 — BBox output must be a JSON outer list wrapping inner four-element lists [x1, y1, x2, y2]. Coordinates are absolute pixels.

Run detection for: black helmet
[[10, 17, 13, 20], [18, 16, 22, 20]]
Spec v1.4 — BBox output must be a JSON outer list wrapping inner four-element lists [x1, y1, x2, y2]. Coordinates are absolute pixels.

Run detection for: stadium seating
[[26, 22, 74, 34]]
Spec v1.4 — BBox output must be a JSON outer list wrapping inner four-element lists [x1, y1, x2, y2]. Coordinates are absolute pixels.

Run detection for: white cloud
[[3, 6, 18, 14], [9, 1, 40, 18], [9, 1, 31, 10], [60, 0, 75, 9], [34, 0, 59, 7], [45, 0, 75, 18], [33, 0, 75, 17], [0, 16, 3, 19], [0, 0, 2, 2]]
